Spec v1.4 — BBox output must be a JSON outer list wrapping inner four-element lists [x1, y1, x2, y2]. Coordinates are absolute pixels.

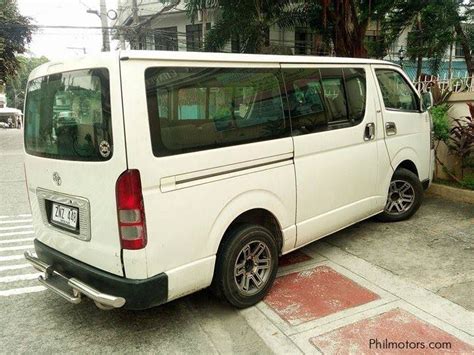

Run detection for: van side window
[[145, 68, 288, 156], [375, 69, 419, 111], [283, 67, 366, 135], [343, 68, 366, 122], [320, 68, 348, 124]]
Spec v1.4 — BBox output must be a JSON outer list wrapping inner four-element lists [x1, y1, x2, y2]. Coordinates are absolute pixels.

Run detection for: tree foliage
[[0, 0, 34, 86], [185, 0, 306, 54], [5, 55, 48, 110]]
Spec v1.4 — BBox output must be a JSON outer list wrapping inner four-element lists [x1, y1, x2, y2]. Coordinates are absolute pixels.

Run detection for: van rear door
[[24, 57, 127, 276]]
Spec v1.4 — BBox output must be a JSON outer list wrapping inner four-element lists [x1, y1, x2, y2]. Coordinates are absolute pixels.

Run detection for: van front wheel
[[212, 224, 278, 308], [377, 168, 423, 222]]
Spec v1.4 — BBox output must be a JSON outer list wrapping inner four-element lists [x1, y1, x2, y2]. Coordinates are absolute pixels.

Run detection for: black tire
[[211, 224, 279, 308], [376, 168, 423, 222]]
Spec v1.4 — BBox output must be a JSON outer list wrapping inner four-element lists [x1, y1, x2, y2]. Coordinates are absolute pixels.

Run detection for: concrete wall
[[435, 92, 474, 180]]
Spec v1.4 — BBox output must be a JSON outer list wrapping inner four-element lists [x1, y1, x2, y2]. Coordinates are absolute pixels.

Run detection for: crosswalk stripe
[[0, 273, 40, 283], [0, 245, 34, 252], [0, 214, 32, 219], [0, 231, 35, 237], [0, 285, 45, 296], [0, 237, 34, 245], [0, 219, 33, 225], [0, 255, 25, 262], [0, 263, 32, 272], [0, 226, 34, 231]]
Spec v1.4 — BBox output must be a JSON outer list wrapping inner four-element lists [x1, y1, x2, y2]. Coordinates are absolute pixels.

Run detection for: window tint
[[24, 68, 112, 161], [375, 69, 418, 111], [283, 67, 366, 135], [343, 68, 366, 122], [145, 67, 288, 156], [320, 68, 348, 123]]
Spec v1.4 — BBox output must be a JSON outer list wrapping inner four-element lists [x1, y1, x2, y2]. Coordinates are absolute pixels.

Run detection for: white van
[[24, 51, 434, 310]]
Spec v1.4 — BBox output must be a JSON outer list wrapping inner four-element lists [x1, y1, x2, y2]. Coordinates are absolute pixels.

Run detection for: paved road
[[0, 129, 271, 353], [0, 129, 472, 353]]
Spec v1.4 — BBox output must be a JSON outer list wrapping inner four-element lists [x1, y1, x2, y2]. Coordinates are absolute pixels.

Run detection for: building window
[[154, 27, 178, 51], [455, 42, 465, 58], [186, 24, 203, 51], [294, 27, 313, 55]]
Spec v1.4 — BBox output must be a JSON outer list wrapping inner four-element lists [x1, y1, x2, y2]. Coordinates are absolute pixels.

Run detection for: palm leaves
[[185, 0, 307, 53]]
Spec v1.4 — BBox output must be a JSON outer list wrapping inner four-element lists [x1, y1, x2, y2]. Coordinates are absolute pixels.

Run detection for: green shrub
[[430, 104, 450, 142], [461, 176, 474, 190]]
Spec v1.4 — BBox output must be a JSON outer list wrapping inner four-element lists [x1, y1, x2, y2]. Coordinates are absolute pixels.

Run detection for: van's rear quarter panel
[[25, 55, 127, 276]]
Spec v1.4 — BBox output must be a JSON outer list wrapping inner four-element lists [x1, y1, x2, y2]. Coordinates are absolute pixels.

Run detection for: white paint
[[0, 273, 40, 283], [0, 245, 34, 252], [0, 264, 32, 272], [0, 231, 35, 237], [0, 285, 46, 297], [0, 238, 34, 245], [0, 219, 33, 225], [0, 255, 25, 262], [0, 214, 32, 219], [0, 226, 34, 231], [25, 52, 432, 309]]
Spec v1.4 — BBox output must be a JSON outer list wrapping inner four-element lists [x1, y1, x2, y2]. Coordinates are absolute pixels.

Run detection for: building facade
[[113, 0, 469, 79]]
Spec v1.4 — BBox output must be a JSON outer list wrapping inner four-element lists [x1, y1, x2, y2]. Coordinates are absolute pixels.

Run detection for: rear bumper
[[27, 239, 168, 310]]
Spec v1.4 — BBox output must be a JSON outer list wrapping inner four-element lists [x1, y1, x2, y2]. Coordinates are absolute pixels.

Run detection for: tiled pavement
[[240, 243, 474, 354]]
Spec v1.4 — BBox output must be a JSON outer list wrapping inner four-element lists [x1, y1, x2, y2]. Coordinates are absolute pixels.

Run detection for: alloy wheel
[[385, 179, 415, 215], [234, 240, 272, 296]]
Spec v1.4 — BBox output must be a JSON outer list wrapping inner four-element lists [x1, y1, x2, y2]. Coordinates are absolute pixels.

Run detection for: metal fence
[[413, 75, 474, 94]]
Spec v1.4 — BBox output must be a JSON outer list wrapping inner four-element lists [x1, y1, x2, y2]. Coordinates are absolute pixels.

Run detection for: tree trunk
[[416, 54, 423, 79], [330, 0, 368, 58], [454, 21, 473, 76], [331, 19, 367, 57]]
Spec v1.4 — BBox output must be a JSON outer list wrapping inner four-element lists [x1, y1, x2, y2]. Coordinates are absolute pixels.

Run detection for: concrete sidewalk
[[242, 241, 474, 354]]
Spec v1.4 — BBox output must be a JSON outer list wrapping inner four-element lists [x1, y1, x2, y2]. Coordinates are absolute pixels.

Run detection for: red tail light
[[116, 169, 147, 250]]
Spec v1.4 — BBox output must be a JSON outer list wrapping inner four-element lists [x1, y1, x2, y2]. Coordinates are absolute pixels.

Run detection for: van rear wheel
[[376, 168, 423, 222], [211, 224, 278, 308]]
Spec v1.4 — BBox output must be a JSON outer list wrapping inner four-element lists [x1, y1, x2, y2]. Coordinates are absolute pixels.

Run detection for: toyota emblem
[[52, 172, 62, 186]]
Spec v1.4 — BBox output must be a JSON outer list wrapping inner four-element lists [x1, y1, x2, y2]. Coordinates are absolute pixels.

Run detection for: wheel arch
[[207, 190, 291, 258], [396, 159, 419, 177], [389, 147, 422, 179]]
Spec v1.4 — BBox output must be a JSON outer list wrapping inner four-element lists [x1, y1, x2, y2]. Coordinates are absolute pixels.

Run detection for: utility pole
[[86, 1, 110, 52], [131, 0, 140, 49], [100, 0, 110, 51]]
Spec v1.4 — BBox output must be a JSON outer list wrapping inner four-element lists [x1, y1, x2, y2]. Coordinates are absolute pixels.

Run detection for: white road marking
[[0, 285, 45, 296], [0, 231, 35, 237], [0, 226, 34, 231], [0, 263, 32, 272], [0, 273, 40, 283], [0, 237, 34, 245], [0, 214, 32, 219], [0, 245, 34, 252], [0, 255, 25, 262], [0, 219, 33, 225]]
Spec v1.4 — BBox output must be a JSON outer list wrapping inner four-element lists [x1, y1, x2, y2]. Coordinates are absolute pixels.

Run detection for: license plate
[[51, 203, 78, 230]]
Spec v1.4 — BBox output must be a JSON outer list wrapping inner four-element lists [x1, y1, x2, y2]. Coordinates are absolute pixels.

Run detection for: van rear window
[[24, 68, 112, 161], [145, 67, 288, 156]]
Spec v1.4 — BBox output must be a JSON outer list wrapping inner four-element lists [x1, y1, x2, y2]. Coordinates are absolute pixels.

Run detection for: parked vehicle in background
[[23, 51, 434, 310]]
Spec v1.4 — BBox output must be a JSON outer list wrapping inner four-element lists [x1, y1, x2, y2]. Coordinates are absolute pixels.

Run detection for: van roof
[[29, 50, 397, 80], [120, 50, 395, 66]]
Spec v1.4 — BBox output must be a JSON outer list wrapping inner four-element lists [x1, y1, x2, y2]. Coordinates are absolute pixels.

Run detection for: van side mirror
[[421, 92, 433, 111]]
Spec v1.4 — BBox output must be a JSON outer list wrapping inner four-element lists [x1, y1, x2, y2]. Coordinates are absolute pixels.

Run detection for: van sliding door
[[281, 64, 381, 247]]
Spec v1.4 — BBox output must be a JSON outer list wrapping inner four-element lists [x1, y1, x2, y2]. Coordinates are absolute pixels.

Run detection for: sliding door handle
[[364, 122, 375, 141], [385, 122, 397, 136]]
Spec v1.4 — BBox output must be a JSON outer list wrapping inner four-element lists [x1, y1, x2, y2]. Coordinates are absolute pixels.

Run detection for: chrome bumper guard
[[24, 251, 126, 309]]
